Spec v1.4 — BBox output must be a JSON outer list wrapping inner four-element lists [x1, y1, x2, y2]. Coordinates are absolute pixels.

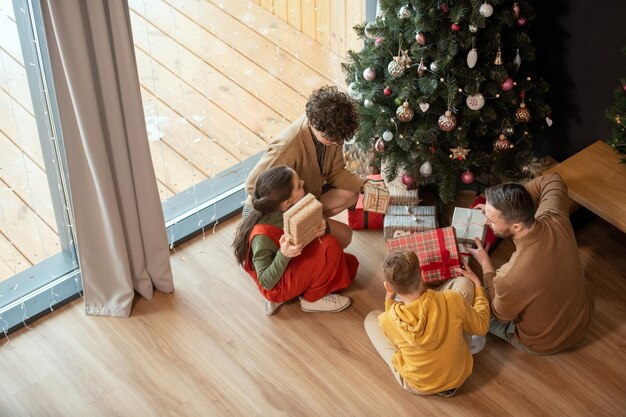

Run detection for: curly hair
[[305, 85, 359, 143]]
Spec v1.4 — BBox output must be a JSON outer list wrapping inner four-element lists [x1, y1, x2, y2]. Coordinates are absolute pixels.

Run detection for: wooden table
[[547, 140, 626, 233]]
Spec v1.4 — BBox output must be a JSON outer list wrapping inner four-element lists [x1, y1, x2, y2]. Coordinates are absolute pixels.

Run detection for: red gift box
[[348, 174, 385, 230], [387, 227, 461, 284]]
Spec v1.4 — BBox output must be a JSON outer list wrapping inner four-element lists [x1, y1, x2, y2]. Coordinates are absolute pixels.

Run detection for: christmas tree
[[342, 0, 551, 202], [606, 46, 626, 163]]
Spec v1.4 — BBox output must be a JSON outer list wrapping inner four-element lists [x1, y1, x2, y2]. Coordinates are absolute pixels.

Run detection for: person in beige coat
[[244, 86, 366, 248]]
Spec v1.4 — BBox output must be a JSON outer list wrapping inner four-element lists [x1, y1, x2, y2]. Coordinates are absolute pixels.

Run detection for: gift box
[[381, 162, 421, 206], [362, 181, 390, 214], [451, 207, 488, 248], [387, 227, 461, 284], [283, 193, 323, 247], [383, 205, 437, 240]]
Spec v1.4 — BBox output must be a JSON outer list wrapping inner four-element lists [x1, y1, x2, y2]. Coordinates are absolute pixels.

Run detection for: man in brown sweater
[[244, 86, 366, 248], [466, 173, 594, 354]]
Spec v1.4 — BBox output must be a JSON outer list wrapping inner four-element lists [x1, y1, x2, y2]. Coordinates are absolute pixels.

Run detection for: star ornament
[[450, 146, 470, 160]]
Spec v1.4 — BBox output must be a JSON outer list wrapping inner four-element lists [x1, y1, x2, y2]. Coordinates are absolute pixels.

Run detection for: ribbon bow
[[419, 229, 459, 280]]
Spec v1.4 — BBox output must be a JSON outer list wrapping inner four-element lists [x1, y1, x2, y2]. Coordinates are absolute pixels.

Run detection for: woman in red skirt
[[233, 166, 358, 315]]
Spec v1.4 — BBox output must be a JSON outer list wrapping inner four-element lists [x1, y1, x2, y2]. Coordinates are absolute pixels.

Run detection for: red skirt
[[244, 224, 358, 302]]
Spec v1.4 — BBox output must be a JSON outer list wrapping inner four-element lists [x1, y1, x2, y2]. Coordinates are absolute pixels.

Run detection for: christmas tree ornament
[[348, 82, 363, 100], [501, 77, 514, 91], [450, 146, 470, 160], [513, 2, 520, 18], [521, 164, 530, 174], [364, 21, 377, 39], [375, 36, 383, 47], [374, 137, 385, 152], [419, 161, 433, 176], [382, 130, 394, 141], [401, 174, 415, 188], [364, 98, 374, 108], [417, 58, 426, 77], [344, 136, 356, 145], [503, 125, 514, 136], [493, 133, 514, 151], [419, 102, 430, 112], [398, 5, 412, 19], [469, 24, 478, 33], [479, 2, 493, 17], [494, 49, 503, 65], [363, 67, 376, 81], [515, 103, 531, 123], [513, 49, 522, 70], [545, 115, 553, 127], [438, 111, 457, 132], [439, 2, 450, 13], [429, 61, 439, 72], [388, 57, 405, 78], [451, 23, 461, 32], [517, 17, 527, 26], [466, 93, 485, 110], [396, 101, 415, 122], [415, 31, 426, 46], [429, 145, 437, 154], [467, 48, 478, 68], [461, 170, 475, 184], [394, 97, 403, 106], [383, 87, 392, 96]]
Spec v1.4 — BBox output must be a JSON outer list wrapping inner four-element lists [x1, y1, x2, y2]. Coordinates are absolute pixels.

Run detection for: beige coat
[[245, 115, 364, 203]]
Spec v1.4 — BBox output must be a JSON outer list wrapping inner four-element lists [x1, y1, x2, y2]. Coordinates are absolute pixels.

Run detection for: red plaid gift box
[[386, 227, 461, 284], [348, 174, 385, 230]]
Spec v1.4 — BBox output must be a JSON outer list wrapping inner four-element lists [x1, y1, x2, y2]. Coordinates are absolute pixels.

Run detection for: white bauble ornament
[[387, 58, 405, 78], [466, 93, 485, 110], [363, 67, 376, 81], [429, 61, 438, 72], [382, 130, 394, 141], [347, 82, 362, 100], [419, 161, 433, 177], [467, 48, 478, 68], [364, 21, 377, 39], [479, 3, 493, 17], [364, 99, 374, 108]]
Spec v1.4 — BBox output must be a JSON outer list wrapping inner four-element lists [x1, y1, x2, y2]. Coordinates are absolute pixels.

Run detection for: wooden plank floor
[[1, 212, 624, 416], [0, 0, 347, 282]]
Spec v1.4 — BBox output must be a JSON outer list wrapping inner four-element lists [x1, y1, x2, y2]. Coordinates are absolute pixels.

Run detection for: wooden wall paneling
[[287, 0, 302, 30], [300, 0, 317, 40], [274, 0, 288, 21], [315, 0, 331, 51], [345, 0, 364, 55], [330, 1, 346, 57]]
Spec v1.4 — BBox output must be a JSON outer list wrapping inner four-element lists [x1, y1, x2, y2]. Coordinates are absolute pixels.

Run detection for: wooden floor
[[0, 0, 347, 281], [1, 211, 625, 416]]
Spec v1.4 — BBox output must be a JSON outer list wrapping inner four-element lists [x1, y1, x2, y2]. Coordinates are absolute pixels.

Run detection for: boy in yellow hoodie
[[364, 249, 490, 396]]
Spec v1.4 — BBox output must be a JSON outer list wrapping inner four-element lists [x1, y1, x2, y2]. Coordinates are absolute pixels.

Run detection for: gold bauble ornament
[[438, 110, 457, 132], [493, 133, 514, 151], [515, 102, 531, 123], [396, 101, 414, 122], [387, 57, 405, 78]]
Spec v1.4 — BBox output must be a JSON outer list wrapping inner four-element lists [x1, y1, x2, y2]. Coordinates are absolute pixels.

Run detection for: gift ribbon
[[419, 229, 459, 280], [451, 209, 484, 241], [365, 183, 387, 212], [406, 205, 433, 223]]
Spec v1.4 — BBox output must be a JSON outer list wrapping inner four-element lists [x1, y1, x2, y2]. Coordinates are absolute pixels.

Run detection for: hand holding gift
[[279, 233, 303, 258]]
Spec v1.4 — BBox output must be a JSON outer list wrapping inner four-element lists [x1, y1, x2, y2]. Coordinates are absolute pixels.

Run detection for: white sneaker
[[299, 294, 351, 313], [264, 300, 285, 316], [471, 335, 487, 355]]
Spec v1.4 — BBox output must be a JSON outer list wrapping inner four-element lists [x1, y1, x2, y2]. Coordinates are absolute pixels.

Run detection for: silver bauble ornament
[[347, 82, 362, 100], [364, 98, 374, 108], [398, 5, 412, 18], [388, 58, 405, 78], [429, 61, 438, 72], [382, 130, 394, 141], [364, 21, 377, 39], [419, 161, 433, 177], [438, 111, 457, 132], [396, 101, 415, 122], [503, 126, 514, 136], [466, 93, 485, 110]]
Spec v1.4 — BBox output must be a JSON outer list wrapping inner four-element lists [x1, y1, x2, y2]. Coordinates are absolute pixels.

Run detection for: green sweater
[[250, 212, 291, 290]]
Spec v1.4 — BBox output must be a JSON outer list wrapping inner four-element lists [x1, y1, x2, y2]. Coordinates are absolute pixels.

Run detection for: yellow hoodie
[[379, 287, 490, 394]]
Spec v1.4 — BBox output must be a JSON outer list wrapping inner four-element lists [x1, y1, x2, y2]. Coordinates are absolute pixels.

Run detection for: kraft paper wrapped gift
[[362, 181, 390, 214], [451, 207, 487, 248], [383, 205, 437, 240], [283, 193, 323, 247], [348, 174, 385, 230], [387, 227, 461, 284]]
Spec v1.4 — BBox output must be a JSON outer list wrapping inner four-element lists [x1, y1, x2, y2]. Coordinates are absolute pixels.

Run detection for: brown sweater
[[245, 115, 364, 203], [483, 173, 594, 353]]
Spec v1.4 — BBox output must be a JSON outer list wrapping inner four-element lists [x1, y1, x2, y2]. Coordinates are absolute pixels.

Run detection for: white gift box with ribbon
[[451, 207, 487, 248]]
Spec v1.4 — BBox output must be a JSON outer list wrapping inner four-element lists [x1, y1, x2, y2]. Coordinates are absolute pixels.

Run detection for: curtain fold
[[41, 0, 173, 317]]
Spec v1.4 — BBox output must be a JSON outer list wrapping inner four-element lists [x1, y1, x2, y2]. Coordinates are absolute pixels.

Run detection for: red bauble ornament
[[451, 23, 461, 32], [501, 78, 514, 92], [439, 2, 450, 13], [383, 87, 392, 96], [461, 170, 474, 184], [429, 145, 436, 154], [517, 17, 527, 26], [401, 174, 415, 189]]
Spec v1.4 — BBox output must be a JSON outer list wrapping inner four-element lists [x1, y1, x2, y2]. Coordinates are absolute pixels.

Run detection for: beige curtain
[[41, 0, 173, 317]]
